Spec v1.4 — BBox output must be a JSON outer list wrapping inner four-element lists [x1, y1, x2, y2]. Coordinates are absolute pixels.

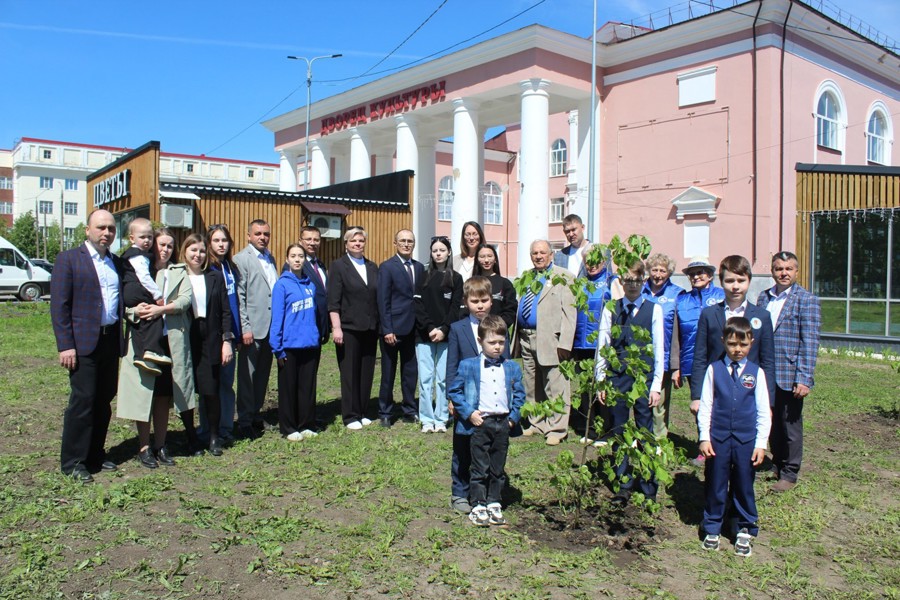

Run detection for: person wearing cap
[[671, 257, 725, 392], [642, 253, 684, 440]]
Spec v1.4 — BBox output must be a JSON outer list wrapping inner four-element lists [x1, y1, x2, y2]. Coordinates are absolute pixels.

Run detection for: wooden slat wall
[[85, 146, 160, 220], [796, 169, 900, 287]]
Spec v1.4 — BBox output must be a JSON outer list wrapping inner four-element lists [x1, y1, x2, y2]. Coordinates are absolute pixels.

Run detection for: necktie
[[484, 356, 503, 368], [620, 302, 635, 325], [311, 260, 324, 287], [521, 289, 535, 321], [730, 361, 741, 384], [404, 260, 414, 286]]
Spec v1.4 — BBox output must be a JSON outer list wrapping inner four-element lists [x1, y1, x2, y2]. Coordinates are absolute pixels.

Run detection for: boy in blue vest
[[697, 317, 771, 557], [449, 314, 525, 526]]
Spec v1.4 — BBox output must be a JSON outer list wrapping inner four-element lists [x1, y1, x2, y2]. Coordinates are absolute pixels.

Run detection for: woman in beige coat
[[116, 228, 194, 468]]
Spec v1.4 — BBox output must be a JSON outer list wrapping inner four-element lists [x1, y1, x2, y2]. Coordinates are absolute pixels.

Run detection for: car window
[[0, 249, 14, 267]]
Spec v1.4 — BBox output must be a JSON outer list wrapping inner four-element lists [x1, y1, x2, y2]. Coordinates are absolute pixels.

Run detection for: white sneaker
[[486, 502, 506, 526], [360, 418, 373, 427], [734, 528, 753, 557], [346, 421, 363, 430], [579, 436, 596, 445], [592, 439, 608, 448], [286, 431, 303, 442], [468, 505, 490, 527], [299, 429, 318, 438], [422, 423, 434, 433], [434, 423, 447, 433]]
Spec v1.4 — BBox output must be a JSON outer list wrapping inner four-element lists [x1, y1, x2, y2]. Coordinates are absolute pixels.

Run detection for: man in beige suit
[[516, 240, 576, 445]]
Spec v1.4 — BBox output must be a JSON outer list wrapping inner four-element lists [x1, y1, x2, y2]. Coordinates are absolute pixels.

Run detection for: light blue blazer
[[448, 356, 526, 436]]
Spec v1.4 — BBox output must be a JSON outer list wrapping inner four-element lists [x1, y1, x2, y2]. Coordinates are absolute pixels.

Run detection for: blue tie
[[521, 290, 534, 321], [731, 361, 741, 384]]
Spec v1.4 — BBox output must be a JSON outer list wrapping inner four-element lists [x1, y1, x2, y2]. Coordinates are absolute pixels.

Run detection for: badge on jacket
[[741, 374, 756, 389], [750, 317, 762, 329]]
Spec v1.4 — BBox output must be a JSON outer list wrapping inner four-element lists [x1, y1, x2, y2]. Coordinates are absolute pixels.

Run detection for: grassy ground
[[0, 302, 898, 599]]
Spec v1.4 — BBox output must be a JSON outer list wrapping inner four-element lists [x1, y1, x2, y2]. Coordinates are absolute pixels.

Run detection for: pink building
[[264, 0, 898, 279]]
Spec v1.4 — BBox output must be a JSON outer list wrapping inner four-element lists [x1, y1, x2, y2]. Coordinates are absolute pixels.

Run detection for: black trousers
[[277, 347, 319, 435], [124, 284, 165, 358], [451, 428, 472, 498], [609, 373, 657, 499], [336, 329, 377, 424], [469, 414, 511, 506], [378, 333, 418, 420], [771, 386, 804, 482], [60, 328, 119, 474], [571, 348, 611, 439]]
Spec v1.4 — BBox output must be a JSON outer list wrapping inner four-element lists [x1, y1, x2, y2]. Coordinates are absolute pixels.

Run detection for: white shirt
[[252, 246, 278, 289], [724, 300, 748, 322], [478, 353, 509, 415], [593, 297, 665, 393], [468, 315, 480, 345], [308, 256, 327, 287], [128, 252, 163, 300], [348, 253, 367, 285], [455, 255, 475, 282], [86, 241, 120, 326], [189, 273, 207, 319], [160, 269, 170, 336], [397, 254, 415, 286], [565, 241, 590, 275], [765, 285, 792, 329], [697, 358, 772, 449]]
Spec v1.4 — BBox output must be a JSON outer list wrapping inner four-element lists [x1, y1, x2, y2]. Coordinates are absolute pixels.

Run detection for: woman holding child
[[116, 228, 194, 468], [270, 244, 320, 441], [181, 233, 235, 457], [414, 235, 464, 433]]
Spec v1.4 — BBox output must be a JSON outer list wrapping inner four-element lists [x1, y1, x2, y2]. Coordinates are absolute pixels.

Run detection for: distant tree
[[7, 211, 38, 258]]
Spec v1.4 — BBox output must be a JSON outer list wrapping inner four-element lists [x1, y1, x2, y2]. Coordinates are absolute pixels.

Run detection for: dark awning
[[300, 201, 352, 216]]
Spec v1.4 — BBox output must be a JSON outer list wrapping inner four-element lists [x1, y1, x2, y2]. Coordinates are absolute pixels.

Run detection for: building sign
[[320, 81, 447, 136], [93, 169, 131, 207]]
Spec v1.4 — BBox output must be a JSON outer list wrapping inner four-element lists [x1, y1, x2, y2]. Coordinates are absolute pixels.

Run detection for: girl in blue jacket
[[270, 244, 321, 441]]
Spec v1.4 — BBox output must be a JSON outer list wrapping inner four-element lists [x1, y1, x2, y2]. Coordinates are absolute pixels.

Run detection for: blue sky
[[1, 0, 896, 164]]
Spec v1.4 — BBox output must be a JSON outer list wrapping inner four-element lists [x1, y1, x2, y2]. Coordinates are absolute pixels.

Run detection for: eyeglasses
[[621, 277, 643, 285], [396, 239, 415, 246], [464, 233, 481, 239]]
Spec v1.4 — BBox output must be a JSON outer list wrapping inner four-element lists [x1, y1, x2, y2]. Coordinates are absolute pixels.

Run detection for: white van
[[0, 236, 52, 301]]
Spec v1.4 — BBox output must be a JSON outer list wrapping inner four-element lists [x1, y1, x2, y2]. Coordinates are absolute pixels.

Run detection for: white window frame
[[39, 176, 53, 189], [247, 168, 256, 179], [549, 197, 565, 223], [0, 177, 11, 190], [437, 175, 454, 222], [0, 201, 12, 215], [186, 163, 195, 174], [64, 178, 78, 191], [814, 81, 847, 156], [39, 200, 53, 214], [866, 101, 892, 165], [64, 202, 78, 216], [42, 149, 52, 160], [549, 139, 567, 177], [482, 181, 502, 225]]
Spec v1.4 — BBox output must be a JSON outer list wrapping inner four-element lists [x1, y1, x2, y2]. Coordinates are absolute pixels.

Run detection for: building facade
[[264, 0, 898, 278], [9, 137, 280, 246]]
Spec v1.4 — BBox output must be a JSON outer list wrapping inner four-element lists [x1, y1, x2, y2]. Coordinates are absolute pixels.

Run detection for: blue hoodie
[[269, 270, 319, 358]]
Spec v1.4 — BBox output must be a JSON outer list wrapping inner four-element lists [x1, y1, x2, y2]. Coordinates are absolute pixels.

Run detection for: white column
[[278, 151, 298, 192], [349, 128, 372, 181], [309, 139, 331, 189], [451, 98, 481, 242], [374, 149, 394, 175], [396, 114, 419, 246], [416, 141, 437, 263], [517, 78, 551, 274], [333, 147, 350, 184], [576, 97, 601, 241], [565, 110, 579, 205]]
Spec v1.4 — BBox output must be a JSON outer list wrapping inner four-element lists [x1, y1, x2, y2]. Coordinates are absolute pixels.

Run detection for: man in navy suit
[[757, 251, 821, 492], [51, 209, 124, 483], [376, 229, 425, 426], [690, 256, 776, 417]]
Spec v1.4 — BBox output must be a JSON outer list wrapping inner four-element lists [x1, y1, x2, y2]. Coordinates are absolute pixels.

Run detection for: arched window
[[815, 82, 846, 153], [550, 139, 567, 177], [867, 103, 892, 165], [437, 175, 454, 221], [482, 181, 502, 225]]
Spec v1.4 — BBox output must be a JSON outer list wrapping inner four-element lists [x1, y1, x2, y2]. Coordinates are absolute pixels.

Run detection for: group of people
[[51, 210, 821, 549]]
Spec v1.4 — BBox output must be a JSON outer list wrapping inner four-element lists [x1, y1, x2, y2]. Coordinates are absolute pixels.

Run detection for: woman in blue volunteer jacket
[[641, 253, 684, 439], [672, 258, 724, 389], [203, 224, 242, 444], [270, 244, 321, 440]]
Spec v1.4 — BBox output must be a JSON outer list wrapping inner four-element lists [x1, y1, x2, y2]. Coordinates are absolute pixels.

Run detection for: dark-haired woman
[[473, 244, 517, 328], [454, 221, 485, 282], [182, 233, 234, 456], [414, 236, 463, 432]]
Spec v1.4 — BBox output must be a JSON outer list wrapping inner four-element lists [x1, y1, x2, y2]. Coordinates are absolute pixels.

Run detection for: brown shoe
[[772, 479, 796, 493], [521, 427, 538, 437], [545, 434, 566, 446]]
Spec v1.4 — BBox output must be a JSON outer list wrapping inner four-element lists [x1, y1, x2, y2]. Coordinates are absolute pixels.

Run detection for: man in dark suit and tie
[[299, 225, 330, 344], [51, 209, 124, 483], [233, 219, 277, 439], [376, 229, 425, 427], [757, 251, 821, 492]]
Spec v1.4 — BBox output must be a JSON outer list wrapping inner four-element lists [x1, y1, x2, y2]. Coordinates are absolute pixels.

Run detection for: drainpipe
[[778, 1, 794, 251], [751, 0, 763, 264]]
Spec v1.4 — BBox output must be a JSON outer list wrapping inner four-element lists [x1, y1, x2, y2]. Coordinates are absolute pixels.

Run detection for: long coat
[[116, 263, 195, 421]]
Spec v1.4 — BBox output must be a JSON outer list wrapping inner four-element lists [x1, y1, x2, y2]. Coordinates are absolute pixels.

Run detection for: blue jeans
[[416, 341, 448, 425], [198, 358, 236, 441]]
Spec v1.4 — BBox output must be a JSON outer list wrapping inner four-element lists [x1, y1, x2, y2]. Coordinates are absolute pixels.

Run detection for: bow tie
[[483, 357, 503, 368]]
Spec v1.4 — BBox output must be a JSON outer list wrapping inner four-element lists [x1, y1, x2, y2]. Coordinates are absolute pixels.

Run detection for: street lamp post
[[287, 53, 343, 191]]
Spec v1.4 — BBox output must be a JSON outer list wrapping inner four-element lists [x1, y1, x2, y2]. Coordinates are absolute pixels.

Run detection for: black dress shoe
[[154, 447, 176, 467], [401, 415, 418, 424], [209, 438, 224, 456], [187, 442, 205, 457], [238, 425, 259, 440], [100, 460, 117, 472], [379, 417, 392, 428], [70, 465, 94, 484], [138, 448, 159, 469], [611, 491, 631, 506]]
